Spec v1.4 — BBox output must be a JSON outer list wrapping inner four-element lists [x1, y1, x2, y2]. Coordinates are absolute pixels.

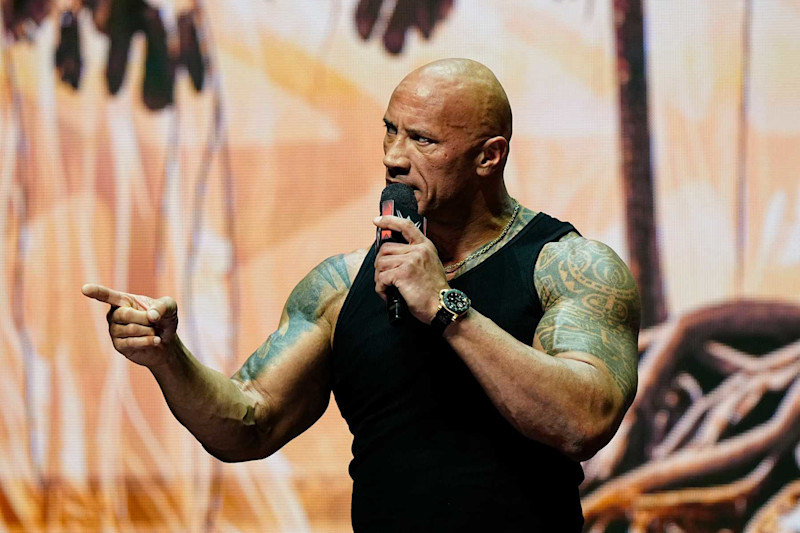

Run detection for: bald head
[[397, 58, 513, 142]]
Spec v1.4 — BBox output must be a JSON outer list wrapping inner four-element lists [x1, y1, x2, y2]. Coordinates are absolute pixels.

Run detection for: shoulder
[[534, 233, 639, 325], [292, 249, 368, 313], [289, 249, 368, 330], [533, 234, 640, 397], [310, 249, 368, 289]]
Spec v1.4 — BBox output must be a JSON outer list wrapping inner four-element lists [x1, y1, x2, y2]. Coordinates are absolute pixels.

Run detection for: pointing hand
[[82, 283, 179, 368]]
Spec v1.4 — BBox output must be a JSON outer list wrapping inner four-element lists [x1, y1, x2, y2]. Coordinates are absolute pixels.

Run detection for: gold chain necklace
[[443, 200, 521, 274]]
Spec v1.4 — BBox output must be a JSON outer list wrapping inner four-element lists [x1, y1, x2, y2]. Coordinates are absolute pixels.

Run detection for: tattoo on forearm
[[535, 238, 640, 395], [236, 254, 352, 381]]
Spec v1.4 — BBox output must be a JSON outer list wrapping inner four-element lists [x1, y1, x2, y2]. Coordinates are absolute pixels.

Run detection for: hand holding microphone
[[375, 184, 448, 326]]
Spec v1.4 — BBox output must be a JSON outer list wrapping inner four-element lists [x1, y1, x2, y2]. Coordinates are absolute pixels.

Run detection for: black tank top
[[332, 212, 584, 532]]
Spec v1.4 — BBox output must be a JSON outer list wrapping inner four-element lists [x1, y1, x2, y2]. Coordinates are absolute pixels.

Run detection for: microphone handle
[[377, 195, 426, 327], [386, 286, 407, 326]]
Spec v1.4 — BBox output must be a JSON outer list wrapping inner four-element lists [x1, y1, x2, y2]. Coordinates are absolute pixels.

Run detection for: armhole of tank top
[[332, 244, 376, 352], [525, 216, 579, 314]]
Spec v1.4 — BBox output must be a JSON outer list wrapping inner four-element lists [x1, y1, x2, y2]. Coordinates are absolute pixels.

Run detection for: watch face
[[443, 289, 470, 314]]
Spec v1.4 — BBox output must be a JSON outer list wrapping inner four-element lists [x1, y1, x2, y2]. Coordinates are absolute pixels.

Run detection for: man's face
[[382, 75, 484, 216]]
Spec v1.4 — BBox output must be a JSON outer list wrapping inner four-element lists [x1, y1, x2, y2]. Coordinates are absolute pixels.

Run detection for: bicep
[[231, 254, 354, 453], [235, 308, 333, 409], [233, 311, 333, 453], [533, 238, 640, 401]]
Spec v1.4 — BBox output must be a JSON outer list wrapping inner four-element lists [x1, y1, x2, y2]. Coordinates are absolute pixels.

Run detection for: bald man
[[83, 59, 640, 531]]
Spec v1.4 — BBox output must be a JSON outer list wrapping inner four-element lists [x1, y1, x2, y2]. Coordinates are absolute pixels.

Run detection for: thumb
[[147, 296, 178, 324]]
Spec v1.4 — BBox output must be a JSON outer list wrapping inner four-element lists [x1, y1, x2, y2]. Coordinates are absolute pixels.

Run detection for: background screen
[[1, 0, 799, 531]]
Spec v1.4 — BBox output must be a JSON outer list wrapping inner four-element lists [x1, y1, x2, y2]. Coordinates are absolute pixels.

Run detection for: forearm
[[443, 310, 625, 461], [149, 335, 268, 461]]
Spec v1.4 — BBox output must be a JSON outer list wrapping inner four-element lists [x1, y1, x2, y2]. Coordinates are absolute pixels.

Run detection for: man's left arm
[[373, 217, 640, 462], [443, 234, 640, 461]]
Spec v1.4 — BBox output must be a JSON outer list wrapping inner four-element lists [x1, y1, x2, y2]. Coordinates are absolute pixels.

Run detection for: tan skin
[[82, 58, 639, 463]]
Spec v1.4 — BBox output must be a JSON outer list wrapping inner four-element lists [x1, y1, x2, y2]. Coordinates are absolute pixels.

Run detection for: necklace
[[443, 200, 521, 274]]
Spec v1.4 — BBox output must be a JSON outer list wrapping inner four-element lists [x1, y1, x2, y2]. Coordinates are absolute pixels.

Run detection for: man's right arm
[[83, 252, 363, 462]]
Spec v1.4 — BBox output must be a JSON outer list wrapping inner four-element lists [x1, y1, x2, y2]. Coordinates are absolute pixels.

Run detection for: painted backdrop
[[1, 0, 799, 531]]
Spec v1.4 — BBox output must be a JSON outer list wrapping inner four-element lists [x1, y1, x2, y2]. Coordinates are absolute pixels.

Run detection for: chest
[[330, 248, 544, 429]]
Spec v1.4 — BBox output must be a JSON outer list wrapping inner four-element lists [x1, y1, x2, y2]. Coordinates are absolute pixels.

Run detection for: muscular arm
[[211, 252, 361, 460], [372, 215, 639, 461], [443, 234, 640, 461], [109, 252, 361, 462]]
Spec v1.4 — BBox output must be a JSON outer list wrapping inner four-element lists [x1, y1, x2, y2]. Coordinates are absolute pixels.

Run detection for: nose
[[383, 135, 410, 178]]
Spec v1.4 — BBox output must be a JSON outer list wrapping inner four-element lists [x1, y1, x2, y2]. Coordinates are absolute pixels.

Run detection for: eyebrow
[[383, 119, 437, 140]]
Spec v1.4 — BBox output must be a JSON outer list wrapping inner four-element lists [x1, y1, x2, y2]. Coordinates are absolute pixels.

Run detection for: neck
[[427, 190, 517, 267]]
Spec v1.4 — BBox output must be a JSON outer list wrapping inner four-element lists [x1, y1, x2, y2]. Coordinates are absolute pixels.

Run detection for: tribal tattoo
[[235, 254, 353, 382], [534, 234, 641, 396]]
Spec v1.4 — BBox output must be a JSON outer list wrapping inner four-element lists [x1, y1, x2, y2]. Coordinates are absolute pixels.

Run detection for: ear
[[476, 136, 509, 177]]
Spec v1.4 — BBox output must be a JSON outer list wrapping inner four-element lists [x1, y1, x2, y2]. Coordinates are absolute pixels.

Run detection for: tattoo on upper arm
[[235, 254, 352, 382], [534, 239, 641, 395]]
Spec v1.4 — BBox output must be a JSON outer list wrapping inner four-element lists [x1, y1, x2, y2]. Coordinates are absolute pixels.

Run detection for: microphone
[[377, 183, 427, 326]]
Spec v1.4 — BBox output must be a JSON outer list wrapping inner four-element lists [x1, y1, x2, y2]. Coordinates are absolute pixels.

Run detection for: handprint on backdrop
[[354, 0, 453, 54], [3, 0, 206, 110], [4, 0, 456, 110]]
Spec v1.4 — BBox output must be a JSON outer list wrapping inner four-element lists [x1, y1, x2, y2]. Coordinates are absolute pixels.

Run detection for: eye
[[412, 134, 434, 145], [383, 121, 397, 135]]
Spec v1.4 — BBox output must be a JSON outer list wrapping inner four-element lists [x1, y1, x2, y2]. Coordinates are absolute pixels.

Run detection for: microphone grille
[[380, 183, 418, 213]]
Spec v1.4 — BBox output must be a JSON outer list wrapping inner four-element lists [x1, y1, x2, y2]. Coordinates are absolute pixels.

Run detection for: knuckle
[[114, 307, 128, 322]]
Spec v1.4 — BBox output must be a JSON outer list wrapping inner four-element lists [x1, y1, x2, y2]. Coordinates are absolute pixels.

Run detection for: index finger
[[82, 284, 130, 307], [373, 215, 426, 245]]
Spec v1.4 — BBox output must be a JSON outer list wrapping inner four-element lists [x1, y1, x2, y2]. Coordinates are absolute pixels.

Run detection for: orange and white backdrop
[[1, 0, 799, 531]]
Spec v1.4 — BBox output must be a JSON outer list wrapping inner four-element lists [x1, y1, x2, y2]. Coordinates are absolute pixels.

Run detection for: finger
[[109, 306, 152, 326], [354, 0, 382, 39], [110, 322, 156, 338], [374, 267, 408, 302], [415, 0, 434, 38], [114, 335, 161, 352], [383, 0, 413, 54], [375, 241, 410, 257], [438, 0, 454, 19], [374, 270, 394, 301], [375, 254, 405, 274], [82, 283, 131, 307], [374, 215, 426, 244], [146, 296, 178, 323]]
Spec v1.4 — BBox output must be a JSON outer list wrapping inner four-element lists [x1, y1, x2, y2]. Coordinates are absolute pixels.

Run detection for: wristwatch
[[430, 288, 471, 335]]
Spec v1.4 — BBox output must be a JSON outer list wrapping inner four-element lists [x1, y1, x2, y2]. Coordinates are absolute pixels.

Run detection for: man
[[83, 58, 640, 531]]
